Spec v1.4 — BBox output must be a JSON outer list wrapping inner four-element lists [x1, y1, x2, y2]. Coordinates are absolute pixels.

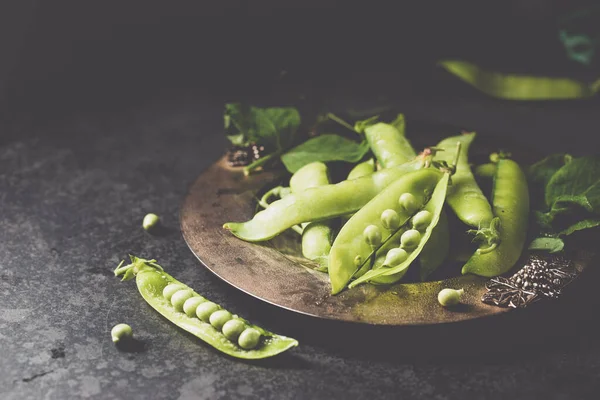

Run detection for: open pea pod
[[349, 173, 450, 288], [224, 154, 429, 242], [114, 256, 298, 359], [328, 168, 444, 294]]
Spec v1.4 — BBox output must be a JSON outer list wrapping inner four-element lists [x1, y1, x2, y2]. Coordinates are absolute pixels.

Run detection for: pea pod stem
[[326, 113, 357, 133], [243, 150, 282, 176]]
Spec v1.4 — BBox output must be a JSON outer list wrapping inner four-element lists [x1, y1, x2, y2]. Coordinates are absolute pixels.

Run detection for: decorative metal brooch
[[482, 255, 578, 308]]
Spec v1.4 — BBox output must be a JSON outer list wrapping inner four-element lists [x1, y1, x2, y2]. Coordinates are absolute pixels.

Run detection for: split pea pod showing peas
[[462, 159, 529, 277], [328, 168, 444, 294], [349, 173, 450, 288], [289, 162, 334, 268], [224, 154, 430, 242], [114, 256, 298, 359]]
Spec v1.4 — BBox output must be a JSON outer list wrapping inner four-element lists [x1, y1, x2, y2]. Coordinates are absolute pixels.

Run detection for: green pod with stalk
[[434, 132, 499, 251], [114, 256, 298, 359], [462, 159, 529, 277], [224, 152, 432, 242]]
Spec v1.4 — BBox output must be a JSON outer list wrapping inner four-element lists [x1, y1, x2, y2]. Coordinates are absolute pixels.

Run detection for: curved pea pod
[[439, 59, 600, 100], [289, 162, 334, 269], [328, 168, 444, 294], [435, 133, 493, 227], [114, 256, 298, 359], [347, 159, 375, 180], [357, 116, 416, 168], [418, 209, 450, 281], [349, 173, 450, 288], [224, 155, 428, 242], [289, 161, 330, 191], [462, 159, 529, 277]]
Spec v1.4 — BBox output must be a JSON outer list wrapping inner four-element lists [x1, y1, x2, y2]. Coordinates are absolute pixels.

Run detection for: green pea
[[209, 309, 232, 330], [162, 284, 187, 301], [400, 229, 421, 250], [380, 209, 400, 231], [363, 225, 382, 248], [398, 193, 418, 214], [143, 213, 160, 231], [183, 296, 205, 317], [196, 302, 220, 322], [111, 323, 133, 343], [383, 248, 409, 267], [238, 328, 261, 350], [438, 288, 464, 307], [411, 210, 432, 231], [170, 289, 194, 312], [222, 319, 246, 341]]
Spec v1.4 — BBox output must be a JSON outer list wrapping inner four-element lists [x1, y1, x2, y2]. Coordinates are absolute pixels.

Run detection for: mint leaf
[[224, 103, 301, 150], [281, 134, 370, 173], [528, 237, 565, 253]]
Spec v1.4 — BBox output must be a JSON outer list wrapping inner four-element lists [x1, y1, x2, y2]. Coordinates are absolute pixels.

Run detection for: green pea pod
[[435, 133, 499, 248], [474, 163, 496, 179], [289, 161, 330, 190], [328, 168, 443, 294], [114, 256, 298, 359], [347, 159, 375, 181], [462, 159, 529, 277], [289, 162, 334, 269], [349, 173, 450, 288], [418, 208, 450, 281], [439, 60, 600, 100], [340, 159, 377, 227], [224, 154, 429, 242], [356, 116, 417, 168]]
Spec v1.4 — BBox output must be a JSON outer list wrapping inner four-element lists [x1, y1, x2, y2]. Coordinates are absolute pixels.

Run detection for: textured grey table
[[2, 88, 600, 400]]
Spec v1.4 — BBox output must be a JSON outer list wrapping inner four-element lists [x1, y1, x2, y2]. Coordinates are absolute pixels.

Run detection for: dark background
[[2, 1, 600, 399]]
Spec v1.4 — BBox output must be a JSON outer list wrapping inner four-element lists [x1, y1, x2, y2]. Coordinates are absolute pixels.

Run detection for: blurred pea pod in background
[[439, 5, 600, 101]]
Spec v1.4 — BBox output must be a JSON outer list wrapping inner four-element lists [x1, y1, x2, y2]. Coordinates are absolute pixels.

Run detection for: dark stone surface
[[2, 1, 600, 391], [2, 86, 600, 400]]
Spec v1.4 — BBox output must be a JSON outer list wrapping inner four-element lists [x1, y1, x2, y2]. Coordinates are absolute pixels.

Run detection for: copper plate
[[180, 154, 591, 326]]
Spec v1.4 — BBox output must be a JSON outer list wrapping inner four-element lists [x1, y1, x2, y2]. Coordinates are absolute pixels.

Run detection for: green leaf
[[527, 154, 572, 210], [558, 218, 600, 236], [223, 103, 301, 150], [528, 237, 565, 253], [544, 156, 600, 211], [281, 134, 370, 173]]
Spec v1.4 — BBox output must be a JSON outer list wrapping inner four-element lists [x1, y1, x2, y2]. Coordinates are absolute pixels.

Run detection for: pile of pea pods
[[224, 116, 529, 295]]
